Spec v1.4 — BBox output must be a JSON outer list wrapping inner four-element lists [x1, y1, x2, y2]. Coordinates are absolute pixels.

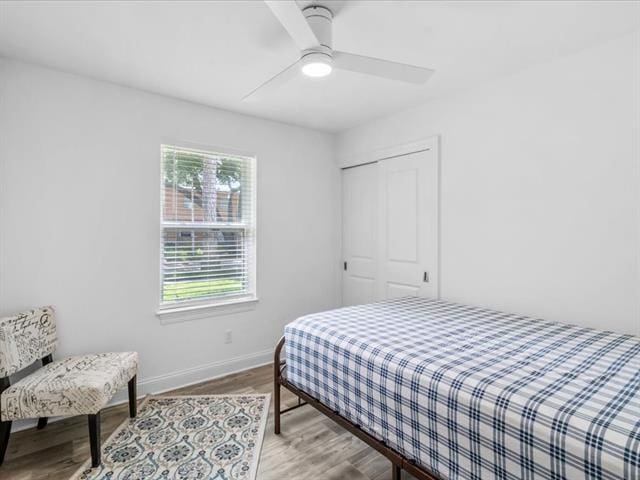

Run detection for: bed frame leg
[[274, 336, 285, 435], [392, 463, 401, 480], [274, 370, 281, 435]]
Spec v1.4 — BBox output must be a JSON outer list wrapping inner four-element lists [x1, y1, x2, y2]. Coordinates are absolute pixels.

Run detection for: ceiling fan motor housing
[[302, 5, 333, 60]]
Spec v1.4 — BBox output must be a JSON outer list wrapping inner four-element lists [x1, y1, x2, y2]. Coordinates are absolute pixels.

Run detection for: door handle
[[423, 271, 429, 283]]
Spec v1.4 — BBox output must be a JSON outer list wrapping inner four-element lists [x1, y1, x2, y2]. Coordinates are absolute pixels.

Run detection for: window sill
[[156, 297, 259, 325]]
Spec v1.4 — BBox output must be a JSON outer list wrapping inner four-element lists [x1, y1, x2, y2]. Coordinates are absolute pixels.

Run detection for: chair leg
[[0, 376, 11, 465], [0, 420, 11, 465], [128, 375, 137, 418], [88, 412, 101, 468], [36, 356, 53, 431]]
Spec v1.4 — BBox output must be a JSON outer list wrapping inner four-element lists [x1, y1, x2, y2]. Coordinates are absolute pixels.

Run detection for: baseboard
[[10, 348, 273, 432]]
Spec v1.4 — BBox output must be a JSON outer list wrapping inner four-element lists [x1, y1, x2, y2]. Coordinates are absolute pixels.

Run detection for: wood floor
[[1, 364, 411, 480]]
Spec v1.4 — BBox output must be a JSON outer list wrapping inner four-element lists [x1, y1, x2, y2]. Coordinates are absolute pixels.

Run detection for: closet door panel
[[342, 163, 378, 306], [386, 282, 419, 299], [378, 148, 439, 300], [386, 168, 418, 262]]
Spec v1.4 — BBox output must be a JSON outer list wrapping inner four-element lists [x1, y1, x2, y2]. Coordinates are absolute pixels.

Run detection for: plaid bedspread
[[284, 297, 640, 480]]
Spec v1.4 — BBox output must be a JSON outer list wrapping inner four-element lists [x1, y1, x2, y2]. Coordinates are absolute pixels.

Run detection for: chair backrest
[[0, 306, 57, 378]]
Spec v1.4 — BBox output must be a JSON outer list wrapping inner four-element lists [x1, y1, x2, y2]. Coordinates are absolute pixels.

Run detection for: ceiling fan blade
[[242, 59, 301, 102], [264, 0, 320, 51], [333, 51, 434, 84]]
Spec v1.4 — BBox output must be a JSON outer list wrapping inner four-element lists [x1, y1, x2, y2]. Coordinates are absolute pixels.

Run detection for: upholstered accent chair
[[0, 306, 138, 468]]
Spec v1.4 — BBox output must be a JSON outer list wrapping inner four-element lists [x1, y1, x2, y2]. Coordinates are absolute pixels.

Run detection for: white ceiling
[[1, 1, 638, 132]]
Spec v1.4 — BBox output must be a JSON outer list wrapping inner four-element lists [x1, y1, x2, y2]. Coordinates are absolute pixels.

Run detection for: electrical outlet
[[224, 330, 233, 344]]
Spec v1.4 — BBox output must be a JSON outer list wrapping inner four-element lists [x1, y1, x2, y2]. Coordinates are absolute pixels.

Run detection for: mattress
[[284, 297, 640, 480]]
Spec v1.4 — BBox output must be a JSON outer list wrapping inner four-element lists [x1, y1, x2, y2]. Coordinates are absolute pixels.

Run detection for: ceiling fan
[[243, 1, 435, 101]]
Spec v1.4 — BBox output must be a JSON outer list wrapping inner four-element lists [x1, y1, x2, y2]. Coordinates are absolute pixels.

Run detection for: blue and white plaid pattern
[[284, 297, 640, 480]]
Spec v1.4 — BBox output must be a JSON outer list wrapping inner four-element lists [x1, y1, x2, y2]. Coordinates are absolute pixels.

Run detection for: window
[[160, 144, 256, 311]]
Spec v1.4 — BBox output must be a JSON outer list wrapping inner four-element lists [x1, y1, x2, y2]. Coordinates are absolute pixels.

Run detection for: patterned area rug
[[72, 394, 270, 480]]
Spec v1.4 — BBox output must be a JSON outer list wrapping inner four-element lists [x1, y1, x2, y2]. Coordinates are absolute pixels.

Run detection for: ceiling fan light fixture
[[301, 52, 333, 77], [302, 61, 332, 77], [242, 1, 435, 101]]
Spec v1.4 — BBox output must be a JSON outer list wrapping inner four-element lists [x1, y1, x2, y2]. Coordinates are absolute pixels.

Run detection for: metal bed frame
[[273, 336, 440, 480]]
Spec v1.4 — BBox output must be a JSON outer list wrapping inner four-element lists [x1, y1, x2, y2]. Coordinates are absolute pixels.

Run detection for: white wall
[[0, 59, 341, 397], [337, 31, 640, 336]]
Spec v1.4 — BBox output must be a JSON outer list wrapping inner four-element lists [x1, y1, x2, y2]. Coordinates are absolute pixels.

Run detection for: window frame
[[156, 142, 258, 323]]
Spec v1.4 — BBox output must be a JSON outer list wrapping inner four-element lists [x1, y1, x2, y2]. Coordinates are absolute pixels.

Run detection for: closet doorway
[[341, 142, 439, 306]]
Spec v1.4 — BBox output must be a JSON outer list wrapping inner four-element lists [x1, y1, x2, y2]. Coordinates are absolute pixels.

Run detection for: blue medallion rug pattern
[[73, 394, 270, 480]]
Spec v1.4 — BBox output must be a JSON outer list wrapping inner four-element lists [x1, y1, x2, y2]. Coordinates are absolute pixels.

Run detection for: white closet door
[[342, 163, 378, 306], [377, 149, 439, 300]]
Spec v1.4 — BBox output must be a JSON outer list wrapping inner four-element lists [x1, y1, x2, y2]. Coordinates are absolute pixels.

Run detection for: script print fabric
[[284, 297, 640, 480], [0, 306, 57, 377], [1, 352, 138, 419]]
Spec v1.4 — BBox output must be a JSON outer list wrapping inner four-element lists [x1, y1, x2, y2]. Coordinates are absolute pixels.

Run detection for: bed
[[273, 296, 640, 480]]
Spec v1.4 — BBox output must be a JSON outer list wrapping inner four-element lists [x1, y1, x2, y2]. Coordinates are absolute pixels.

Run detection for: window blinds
[[160, 145, 256, 306]]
